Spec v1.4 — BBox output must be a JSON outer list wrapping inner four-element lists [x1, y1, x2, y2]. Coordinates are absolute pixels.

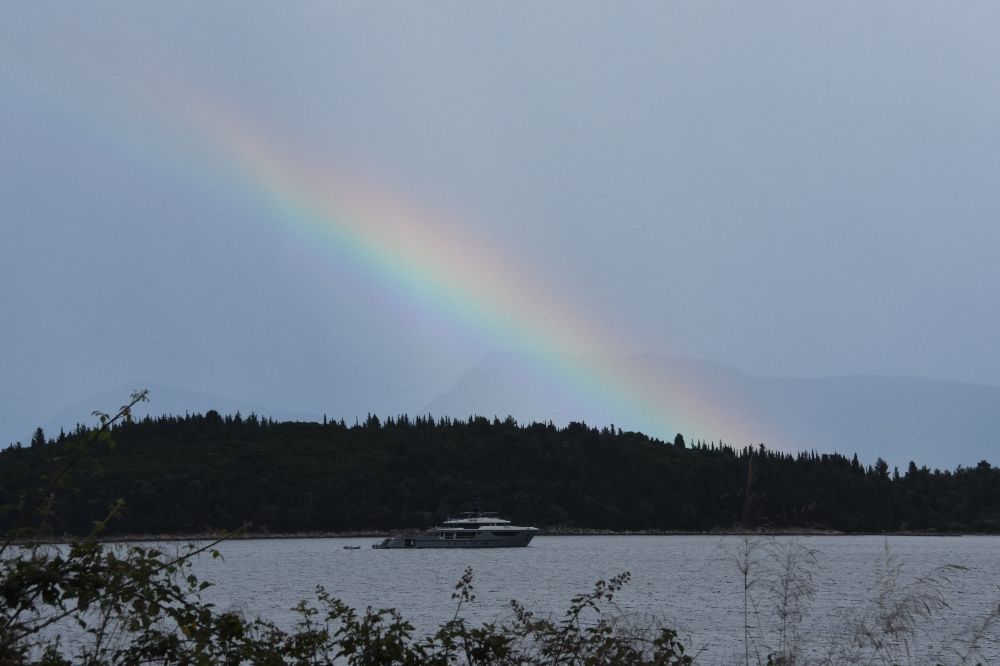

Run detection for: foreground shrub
[[1, 544, 691, 664]]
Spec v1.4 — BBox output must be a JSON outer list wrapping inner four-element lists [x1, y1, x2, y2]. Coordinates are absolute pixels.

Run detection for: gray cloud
[[2, 2, 998, 453]]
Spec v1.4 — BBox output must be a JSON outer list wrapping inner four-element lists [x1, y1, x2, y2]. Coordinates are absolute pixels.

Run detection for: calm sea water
[[183, 535, 1000, 664]]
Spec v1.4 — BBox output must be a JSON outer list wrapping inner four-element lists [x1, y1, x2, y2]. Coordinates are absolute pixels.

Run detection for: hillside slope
[[3, 414, 1000, 536], [425, 353, 1000, 469]]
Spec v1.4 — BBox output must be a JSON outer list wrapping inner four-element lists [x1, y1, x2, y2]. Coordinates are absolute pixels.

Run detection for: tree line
[[2, 411, 999, 536]]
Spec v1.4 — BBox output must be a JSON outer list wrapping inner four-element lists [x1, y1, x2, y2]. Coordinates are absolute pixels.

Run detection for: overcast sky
[[2, 2, 999, 445]]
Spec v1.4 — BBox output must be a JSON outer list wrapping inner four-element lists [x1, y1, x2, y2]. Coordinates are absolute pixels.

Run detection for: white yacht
[[372, 512, 538, 549]]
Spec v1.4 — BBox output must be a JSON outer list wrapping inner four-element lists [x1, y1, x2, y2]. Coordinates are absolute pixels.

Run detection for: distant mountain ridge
[[9, 357, 998, 472], [424, 353, 1000, 470]]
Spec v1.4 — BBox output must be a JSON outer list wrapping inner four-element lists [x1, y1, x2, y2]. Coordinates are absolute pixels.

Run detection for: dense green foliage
[[3, 411, 1000, 536]]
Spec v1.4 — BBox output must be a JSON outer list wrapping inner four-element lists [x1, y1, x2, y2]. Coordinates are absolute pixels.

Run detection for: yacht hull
[[372, 531, 535, 549]]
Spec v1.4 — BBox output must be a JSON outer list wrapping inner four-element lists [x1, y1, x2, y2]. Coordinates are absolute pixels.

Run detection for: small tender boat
[[343, 545, 362, 550], [372, 511, 537, 549]]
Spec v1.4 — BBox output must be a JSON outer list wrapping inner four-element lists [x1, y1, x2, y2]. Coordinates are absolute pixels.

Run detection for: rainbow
[[160, 86, 768, 444], [15, 72, 768, 444]]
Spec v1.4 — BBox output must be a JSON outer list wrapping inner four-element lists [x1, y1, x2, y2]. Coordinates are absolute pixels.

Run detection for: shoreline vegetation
[[4, 408, 1000, 537]]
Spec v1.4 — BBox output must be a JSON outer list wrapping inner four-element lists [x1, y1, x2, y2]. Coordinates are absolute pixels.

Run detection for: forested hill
[[3, 412, 1000, 536]]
